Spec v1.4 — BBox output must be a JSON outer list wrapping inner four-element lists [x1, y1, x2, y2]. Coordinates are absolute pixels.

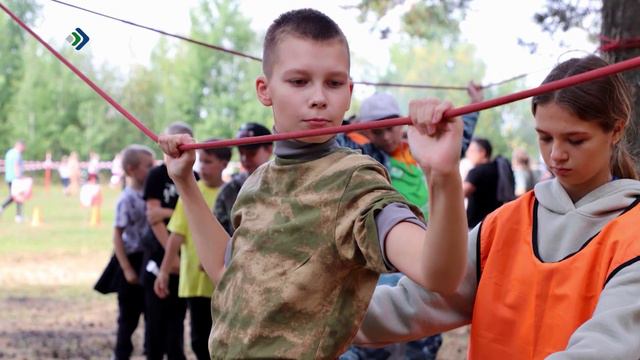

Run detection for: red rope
[[0, 1, 158, 142], [180, 54, 640, 151], [4, 2, 640, 152], [600, 35, 640, 53]]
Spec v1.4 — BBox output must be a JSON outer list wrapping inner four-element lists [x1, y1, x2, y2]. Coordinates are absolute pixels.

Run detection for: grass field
[[0, 181, 468, 359], [0, 181, 147, 359]]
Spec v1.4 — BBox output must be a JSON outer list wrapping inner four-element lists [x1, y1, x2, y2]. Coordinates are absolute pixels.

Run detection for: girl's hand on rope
[[158, 134, 196, 183], [407, 98, 463, 178]]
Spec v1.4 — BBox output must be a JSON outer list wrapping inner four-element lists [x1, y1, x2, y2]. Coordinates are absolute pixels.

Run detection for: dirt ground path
[[0, 252, 468, 359]]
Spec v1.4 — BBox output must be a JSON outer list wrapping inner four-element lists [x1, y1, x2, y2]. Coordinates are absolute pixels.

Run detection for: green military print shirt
[[209, 147, 421, 359]]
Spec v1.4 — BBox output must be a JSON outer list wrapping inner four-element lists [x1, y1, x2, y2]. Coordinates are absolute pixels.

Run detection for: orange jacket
[[470, 191, 640, 359]]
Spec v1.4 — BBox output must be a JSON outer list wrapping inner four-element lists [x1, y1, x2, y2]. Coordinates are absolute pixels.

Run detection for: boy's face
[[199, 152, 227, 186], [256, 36, 353, 143], [365, 126, 404, 154], [130, 153, 154, 185], [465, 142, 487, 166], [239, 145, 272, 174]]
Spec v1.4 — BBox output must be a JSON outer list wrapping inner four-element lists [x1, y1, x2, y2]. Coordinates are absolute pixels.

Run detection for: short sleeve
[[114, 195, 129, 229], [334, 163, 422, 273], [465, 166, 483, 186], [167, 198, 189, 237], [143, 166, 164, 201]]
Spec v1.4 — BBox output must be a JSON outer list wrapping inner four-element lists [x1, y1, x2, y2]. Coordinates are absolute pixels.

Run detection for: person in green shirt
[[154, 140, 230, 360]]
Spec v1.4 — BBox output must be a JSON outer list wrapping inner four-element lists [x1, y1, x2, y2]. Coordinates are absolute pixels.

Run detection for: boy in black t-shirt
[[141, 122, 194, 360], [464, 138, 502, 228]]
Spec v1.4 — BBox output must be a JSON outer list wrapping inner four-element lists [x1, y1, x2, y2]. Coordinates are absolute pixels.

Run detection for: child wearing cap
[[214, 122, 273, 236]]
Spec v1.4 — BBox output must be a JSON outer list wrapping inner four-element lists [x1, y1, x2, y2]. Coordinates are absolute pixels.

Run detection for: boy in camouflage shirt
[[159, 9, 468, 359]]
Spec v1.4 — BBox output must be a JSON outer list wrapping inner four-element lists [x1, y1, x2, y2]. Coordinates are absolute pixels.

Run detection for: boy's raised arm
[[158, 134, 229, 284], [385, 99, 468, 294]]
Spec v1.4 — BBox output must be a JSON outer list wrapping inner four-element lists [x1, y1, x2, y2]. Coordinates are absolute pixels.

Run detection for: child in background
[[112, 144, 155, 360], [159, 8, 468, 358], [141, 122, 196, 360], [154, 140, 231, 360]]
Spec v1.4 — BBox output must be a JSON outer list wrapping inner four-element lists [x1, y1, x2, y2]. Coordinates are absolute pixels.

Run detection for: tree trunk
[[601, 0, 640, 171]]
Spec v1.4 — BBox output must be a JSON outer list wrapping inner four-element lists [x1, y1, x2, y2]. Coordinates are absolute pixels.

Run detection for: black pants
[[144, 271, 187, 360], [114, 253, 145, 360], [187, 297, 212, 360], [1, 182, 23, 217]]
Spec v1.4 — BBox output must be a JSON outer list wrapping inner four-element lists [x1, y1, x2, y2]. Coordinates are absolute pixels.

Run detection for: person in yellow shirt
[[154, 139, 230, 360]]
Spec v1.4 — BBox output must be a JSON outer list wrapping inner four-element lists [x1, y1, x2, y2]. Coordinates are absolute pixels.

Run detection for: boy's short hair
[[263, 8, 350, 77], [164, 121, 193, 136], [200, 138, 232, 162], [121, 144, 154, 174], [236, 122, 272, 151]]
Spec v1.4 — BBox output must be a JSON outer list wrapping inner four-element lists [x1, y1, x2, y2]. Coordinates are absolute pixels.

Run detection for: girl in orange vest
[[354, 55, 640, 359]]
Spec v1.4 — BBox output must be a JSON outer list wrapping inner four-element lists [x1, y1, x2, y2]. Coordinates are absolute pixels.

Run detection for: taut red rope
[[3, 2, 640, 151], [178, 54, 640, 150], [600, 35, 640, 53]]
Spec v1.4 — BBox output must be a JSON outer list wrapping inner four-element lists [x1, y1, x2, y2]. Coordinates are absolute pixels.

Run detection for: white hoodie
[[355, 178, 640, 359]]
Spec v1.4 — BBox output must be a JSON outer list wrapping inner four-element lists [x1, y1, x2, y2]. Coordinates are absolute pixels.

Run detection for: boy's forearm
[[173, 176, 228, 283], [422, 172, 467, 294], [159, 233, 182, 275], [150, 222, 170, 248]]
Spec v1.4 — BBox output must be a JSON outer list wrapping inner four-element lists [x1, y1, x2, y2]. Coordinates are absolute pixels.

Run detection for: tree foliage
[[0, 0, 39, 150], [348, 1, 536, 158], [1, 0, 268, 161], [346, 0, 471, 42], [533, 0, 640, 169], [368, 37, 535, 158]]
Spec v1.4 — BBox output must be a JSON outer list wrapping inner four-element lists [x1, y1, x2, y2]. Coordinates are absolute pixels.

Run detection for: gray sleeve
[[375, 202, 426, 271], [354, 224, 481, 346], [546, 261, 640, 360], [223, 239, 232, 267]]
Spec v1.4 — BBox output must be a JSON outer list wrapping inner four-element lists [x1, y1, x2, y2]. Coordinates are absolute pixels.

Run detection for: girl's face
[[535, 102, 621, 202]]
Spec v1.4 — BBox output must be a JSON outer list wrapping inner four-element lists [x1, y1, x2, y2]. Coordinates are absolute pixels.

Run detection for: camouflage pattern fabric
[[209, 148, 422, 359]]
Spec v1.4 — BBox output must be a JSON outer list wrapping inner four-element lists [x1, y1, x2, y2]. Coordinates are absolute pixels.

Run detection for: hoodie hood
[[533, 178, 640, 262]]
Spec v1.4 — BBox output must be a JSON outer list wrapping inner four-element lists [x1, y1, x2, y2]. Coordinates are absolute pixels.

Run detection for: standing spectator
[[1, 140, 25, 222], [111, 152, 125, 189], [111, 145, 155, 360], [68, 151, 81, 195], [141, 122, 194, 360], [512, 148, 536, 196], [154, 139, 231, 360], [213, 122, 273, 236], [464, 138, 503, 228], [88, 151, 100, 183], [58, 155, 71, 196], [44, 151, 53, 192]]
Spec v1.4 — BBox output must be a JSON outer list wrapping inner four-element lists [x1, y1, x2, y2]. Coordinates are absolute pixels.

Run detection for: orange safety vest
[[469, 191, 640, 359]]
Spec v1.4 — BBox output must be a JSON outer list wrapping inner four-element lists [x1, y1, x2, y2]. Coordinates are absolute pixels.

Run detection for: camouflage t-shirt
[[210, 147, 421, 359]]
